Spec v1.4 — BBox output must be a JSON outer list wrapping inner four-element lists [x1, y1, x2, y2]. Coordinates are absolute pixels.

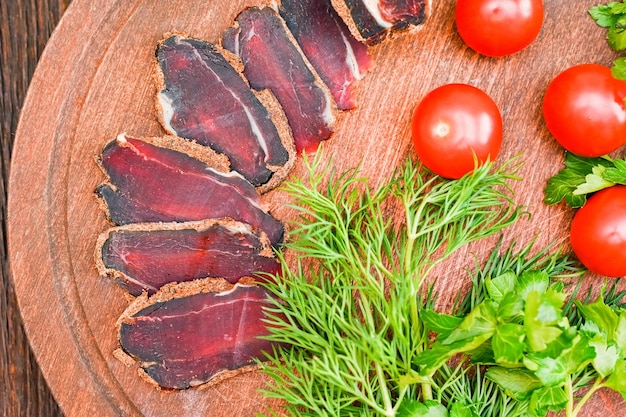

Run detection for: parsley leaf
[[611, 57, 626, 81], [485, 367, 543, 401], [493, 323, 525, 364], [421, 309, 463, 338], [590, 1, 626, 51], [529, 386, 569, 417], [397, 399, 448, 417], [589, 3, 621, 27], [589, 337, 620, 377], [544, 153, 618, 207], [449, 403, 479, 417], [486, 271, 516, 303], [605, 359, 626, 394], [603, 157, 626, 183]]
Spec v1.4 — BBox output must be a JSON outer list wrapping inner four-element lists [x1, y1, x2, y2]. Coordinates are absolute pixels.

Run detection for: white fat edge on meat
[[138, 286, 268, 321], [239, 4, 335, 130], [321, 89, 335, 127], [244, 25, 256, 43], [340, 29, 365, 80], [220, 221, 254, 236], [215, 283, 269, 302], [157, 35, 185, 136], [116, 133, 128, 144], [118, 125, 263, 202], [114, 268, 160, 294], [157, 92, 177, 135], [269, 0, 361, 81], [115, 133, 143, 157], [362, 0, 393, 28], [227, 26, 242, 56], [204, 167, 265, 210], [241, 104, 270, 161], [186, 42, 270, 163]]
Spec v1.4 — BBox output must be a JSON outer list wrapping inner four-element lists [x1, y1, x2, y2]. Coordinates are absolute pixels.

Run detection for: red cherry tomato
[[455, 0, 544, 57], [570, 186, 626, 277], [411, 84, 502, 179], [543, 64, 626, 157]]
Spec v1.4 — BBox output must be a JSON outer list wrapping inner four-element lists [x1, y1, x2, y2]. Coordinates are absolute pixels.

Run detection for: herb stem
[[565, 375, 574, 417], [421, 380, 433, 401], [572, 378, 604, 417], [375, 361, 395, 417]]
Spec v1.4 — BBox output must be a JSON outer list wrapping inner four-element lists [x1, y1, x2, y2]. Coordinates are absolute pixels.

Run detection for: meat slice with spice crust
[[117, 280, 282, 390], [96, 219, 281, 296], [222, 6, 336, 154], [331, 0, 430, 44], [156, 34, 294, 190], [278, 0, 372, 110], [95, 134, 285, 247]]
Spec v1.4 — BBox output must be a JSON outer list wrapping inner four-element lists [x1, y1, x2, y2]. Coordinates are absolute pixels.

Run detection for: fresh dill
[[259, 153, 626, 417], [261, 153, 523, 416]]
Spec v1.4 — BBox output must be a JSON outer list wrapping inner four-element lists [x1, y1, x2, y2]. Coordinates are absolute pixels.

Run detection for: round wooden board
[[7, 0, 626, 416]]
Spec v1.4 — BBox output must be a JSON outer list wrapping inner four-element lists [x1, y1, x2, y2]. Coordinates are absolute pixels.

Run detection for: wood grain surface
[[1, 1, 68, 416], [5, 0, 626, 416]]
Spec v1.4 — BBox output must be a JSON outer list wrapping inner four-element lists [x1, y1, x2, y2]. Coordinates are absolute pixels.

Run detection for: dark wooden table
[[1, 1, 69, 416]]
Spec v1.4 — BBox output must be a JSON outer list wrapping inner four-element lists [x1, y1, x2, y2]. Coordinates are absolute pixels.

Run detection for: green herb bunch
[[259, 154, 528, 416], [260, 154, 626, 417], [422, 266, 626, 417]]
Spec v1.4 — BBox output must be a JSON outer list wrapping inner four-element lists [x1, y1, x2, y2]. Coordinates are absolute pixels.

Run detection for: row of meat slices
[[95, 0, 429, 391]]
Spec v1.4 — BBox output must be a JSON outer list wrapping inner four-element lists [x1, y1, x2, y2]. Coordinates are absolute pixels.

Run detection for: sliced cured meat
[[156, 34, 294, 189], [331, 0, 429, 43], [222, 6, 335, 154], [117, 280, 281, 390], [279, 0, 372, 110], [96, 219, 280, 296], [95, 134, 285, 246]]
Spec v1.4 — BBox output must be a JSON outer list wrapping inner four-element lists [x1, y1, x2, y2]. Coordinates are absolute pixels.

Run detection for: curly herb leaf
[[543, 152, 617, 207]]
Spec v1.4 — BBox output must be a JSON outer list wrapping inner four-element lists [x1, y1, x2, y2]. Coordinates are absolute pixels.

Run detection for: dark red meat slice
[[95, 135, 284, 246], [118, 281, 281, 390], [156, 34, 294, 188], [97, 219, 280, 296], [279, 0, 372, 110], [334, 0, 429, 43], [222, 7, 335, 154]]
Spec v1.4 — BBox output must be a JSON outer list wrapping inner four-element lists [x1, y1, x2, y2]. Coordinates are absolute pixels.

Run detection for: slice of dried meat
[[279, 0, 372, 110], [96, 219, 280, 296], [95, 134, 285, 246], [331, 0, 430, 44], [222, 6, 335, 154], [156, 34, 294, 189], [117, 280, 282, 390]]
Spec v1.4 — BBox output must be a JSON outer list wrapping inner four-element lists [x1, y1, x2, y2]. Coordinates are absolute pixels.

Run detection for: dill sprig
[[260, 153, 527, 416], [435, 363, 530, 417]]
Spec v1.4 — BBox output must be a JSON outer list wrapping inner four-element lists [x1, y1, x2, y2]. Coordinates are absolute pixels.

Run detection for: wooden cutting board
[[7, 0, 626, 416]]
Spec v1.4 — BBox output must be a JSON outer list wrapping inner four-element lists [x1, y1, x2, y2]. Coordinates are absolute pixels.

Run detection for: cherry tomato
[[543, 64, 626, 157], [570, 186, 626, 277], [411, 84, 502, 179], [455, 0, 544, 57]]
